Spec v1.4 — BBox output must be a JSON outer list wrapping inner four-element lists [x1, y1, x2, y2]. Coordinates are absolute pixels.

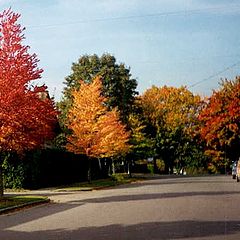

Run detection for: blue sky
[[1, 0, 240, 100]]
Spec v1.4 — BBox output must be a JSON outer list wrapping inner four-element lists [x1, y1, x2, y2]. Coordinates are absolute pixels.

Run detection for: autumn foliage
[[66, 77, 130, 162], [139, 85, 204, 173], [0, 9, 57, 195], [199, 77, 240, 165], [1, 7, 239, 188], [140, 85, 202, 133], [0, 9, 57, 153]]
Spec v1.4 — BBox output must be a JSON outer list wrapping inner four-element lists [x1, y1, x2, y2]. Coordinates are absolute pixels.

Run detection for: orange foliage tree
[[0, 9, 57, 196], [66, 77, 130, 182], [140, 86, 202, 131], [199, 77, 240, 170], [140, 85, 204, 173]]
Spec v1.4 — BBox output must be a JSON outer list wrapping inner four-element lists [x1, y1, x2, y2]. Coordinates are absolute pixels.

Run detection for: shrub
[[2, 155, 25, 189], [147, 164, 154, 174], [156, 159, 165, 172]]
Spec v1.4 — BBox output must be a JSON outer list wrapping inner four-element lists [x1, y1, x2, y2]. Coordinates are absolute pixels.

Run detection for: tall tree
[[199, 76, 240, 170], [0, 9, 57, 196], [139, 85, 204, 173], [58, 54, 138, 125], [66, 77, 130, 182]]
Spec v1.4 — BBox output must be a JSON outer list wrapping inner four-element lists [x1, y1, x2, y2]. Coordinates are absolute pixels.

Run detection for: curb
[[54, 187, 94, 192], [0, 198, 50, 215]]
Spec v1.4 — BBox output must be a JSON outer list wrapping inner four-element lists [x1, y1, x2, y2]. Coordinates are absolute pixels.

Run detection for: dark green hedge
[[3, 149, 107, 189]]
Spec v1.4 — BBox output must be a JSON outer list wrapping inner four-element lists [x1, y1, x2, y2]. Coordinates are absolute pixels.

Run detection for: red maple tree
[[199, 77, 240, 169], [0, 9, 57, 196]]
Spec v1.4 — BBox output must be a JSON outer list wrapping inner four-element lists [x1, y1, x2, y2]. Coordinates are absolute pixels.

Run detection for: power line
[[188, 61, 240, 88], [27, 4, 240, 29]]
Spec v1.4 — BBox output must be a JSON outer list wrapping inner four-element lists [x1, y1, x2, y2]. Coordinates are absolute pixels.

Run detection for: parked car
[[236, 160, 240, 182], [232, 161, 237, 179]]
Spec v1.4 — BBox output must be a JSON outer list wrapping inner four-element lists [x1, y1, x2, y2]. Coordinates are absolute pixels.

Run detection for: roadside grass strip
[[0, 174, 140, 213], [55, 175, 139, 192], [0, 195, 50, 214]]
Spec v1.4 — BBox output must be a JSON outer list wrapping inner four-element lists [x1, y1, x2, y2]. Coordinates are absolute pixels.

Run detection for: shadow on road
[[0, 202, 83, 230], [69, 190, 240, 204], [1, 175, 239, 239], [1, 220, 240, 239], [132, 180, 240, 187], [109, 175, 237, 190]]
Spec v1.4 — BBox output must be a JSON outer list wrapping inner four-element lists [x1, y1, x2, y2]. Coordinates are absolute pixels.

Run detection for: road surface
[[0, 175, 240, 239]]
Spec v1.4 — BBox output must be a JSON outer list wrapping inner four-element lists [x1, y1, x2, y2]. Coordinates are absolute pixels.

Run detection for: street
[[0, 175, 240, 239]]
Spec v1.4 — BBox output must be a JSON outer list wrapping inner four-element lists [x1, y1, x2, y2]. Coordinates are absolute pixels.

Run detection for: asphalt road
[[1, 175, 240, 240]]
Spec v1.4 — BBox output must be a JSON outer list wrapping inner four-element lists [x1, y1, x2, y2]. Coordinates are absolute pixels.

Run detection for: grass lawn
[[0, 195, 49, 211]]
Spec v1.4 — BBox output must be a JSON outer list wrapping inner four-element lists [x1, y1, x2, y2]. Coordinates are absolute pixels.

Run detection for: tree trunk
[[98, 158, 102, 171], [0, 163, 3, 198], [153, 156, 157, 174], [108, 159, 112, 176], [112, 160, 115, 175], [127, 161, 132, 178], [164, 161, 170, 174], [87, 158, 92, 183]]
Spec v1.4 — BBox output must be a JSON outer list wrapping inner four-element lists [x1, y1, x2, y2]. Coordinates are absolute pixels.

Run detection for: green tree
[[126, 112, 155, 174], [58, 53, 138, 125], [128, 113, 154, 159]]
